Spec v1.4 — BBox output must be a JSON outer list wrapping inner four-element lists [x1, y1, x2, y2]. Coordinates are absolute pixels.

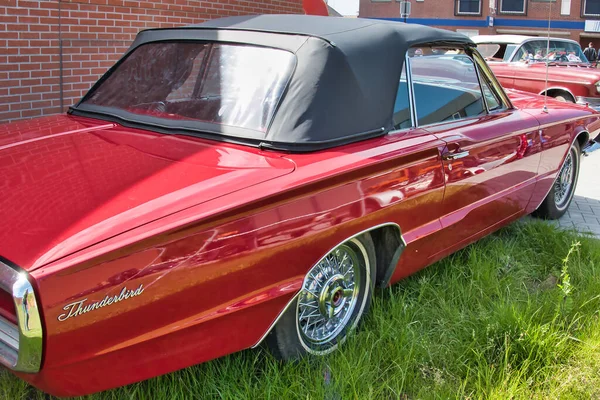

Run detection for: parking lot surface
[[554, 145, 600, 238]]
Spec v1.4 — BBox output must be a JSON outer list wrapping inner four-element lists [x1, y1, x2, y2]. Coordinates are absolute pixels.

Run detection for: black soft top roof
[[76, 15, 474, 151]]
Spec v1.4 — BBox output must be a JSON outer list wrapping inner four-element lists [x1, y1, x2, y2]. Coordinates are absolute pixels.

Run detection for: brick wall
[[360, 0, 593, 45], [0, 0, 304, 124], [361, 0, 583, 21]]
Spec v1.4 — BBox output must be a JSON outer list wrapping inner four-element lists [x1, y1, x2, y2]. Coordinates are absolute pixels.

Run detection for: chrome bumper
[[0, 261, 43, 373], [576, 96, 600, 111]]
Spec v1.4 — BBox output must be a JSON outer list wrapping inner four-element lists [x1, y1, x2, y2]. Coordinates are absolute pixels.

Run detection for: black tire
[[266, 233, 376, 360], [533, 141, 581, 220]]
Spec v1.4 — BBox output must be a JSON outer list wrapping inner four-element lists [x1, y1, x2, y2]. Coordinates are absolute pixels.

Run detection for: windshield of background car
[[512, 40, 589, 63], [80, 42, 296, 133]]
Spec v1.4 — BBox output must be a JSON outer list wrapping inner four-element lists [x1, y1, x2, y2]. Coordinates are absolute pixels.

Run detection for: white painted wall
[[327, 0, 359, 16]]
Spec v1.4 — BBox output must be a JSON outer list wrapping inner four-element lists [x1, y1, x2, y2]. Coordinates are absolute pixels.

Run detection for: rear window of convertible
[[82, 42, 295, 132]]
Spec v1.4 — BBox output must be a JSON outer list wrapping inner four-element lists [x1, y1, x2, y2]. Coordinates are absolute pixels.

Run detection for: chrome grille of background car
[[0, 261, 43, 373]]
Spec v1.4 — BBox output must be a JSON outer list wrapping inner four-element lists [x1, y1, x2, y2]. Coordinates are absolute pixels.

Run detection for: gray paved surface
[[552, 145, 600, 238]]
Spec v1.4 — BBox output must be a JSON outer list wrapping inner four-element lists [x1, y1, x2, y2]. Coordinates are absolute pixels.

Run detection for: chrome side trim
[[538, 116, 596, 131], [250, 291, 300, 349], [251, 222, 405, 349], [0, 261, 43, 373]]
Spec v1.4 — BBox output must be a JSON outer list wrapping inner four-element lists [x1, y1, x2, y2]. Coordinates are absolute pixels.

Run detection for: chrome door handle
[[442, 150, 469, 161]]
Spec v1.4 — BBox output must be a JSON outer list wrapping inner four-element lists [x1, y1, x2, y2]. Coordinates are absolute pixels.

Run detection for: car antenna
[[543, 0, 551, 113]]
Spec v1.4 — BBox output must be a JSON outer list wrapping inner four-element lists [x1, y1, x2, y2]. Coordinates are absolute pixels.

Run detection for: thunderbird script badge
[[58, 285, 144, 322]]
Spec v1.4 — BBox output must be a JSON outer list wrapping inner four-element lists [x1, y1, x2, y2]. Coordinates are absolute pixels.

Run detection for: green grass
[[2, 220, 600, 399]]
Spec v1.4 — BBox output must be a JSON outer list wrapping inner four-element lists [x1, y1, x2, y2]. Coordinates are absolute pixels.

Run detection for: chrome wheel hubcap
[[554, 150, 575, 210], [297, 243, 361, 346]]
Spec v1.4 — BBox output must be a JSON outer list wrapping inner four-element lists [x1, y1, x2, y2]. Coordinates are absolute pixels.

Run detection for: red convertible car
[[1, 16, 598, 396], [473, 35, 600, 110]]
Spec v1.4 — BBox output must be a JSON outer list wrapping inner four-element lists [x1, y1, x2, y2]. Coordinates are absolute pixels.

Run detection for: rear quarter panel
[[21, 130, 447, 396]]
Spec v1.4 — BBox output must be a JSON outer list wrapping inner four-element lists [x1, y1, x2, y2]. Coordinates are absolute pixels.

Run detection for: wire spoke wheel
[[297, 244, 361, 346], [266, 234, 375, 359], [294, 236, 373, 355], [554, 148, 576, 211], [533, 140, 581, 220]]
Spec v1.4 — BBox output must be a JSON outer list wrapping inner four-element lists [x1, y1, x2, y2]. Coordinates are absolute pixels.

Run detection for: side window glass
[[408, 47, 486, 126], [515, 43, 535, 62], [393, 64, 411, 130], [504, 44, 517, 61]]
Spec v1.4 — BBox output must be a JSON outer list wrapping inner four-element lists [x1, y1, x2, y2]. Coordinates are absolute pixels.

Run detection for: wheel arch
[[574, 129, 590, 150], [369, 224, 407, 288], [531, 129, 587, 214], [539, 87, 576, 103], [251, 222, 406, 348]]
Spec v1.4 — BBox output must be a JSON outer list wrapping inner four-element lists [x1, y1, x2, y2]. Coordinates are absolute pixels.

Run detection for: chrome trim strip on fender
[[525, 77, 593, 85], [0, 261, 43, 373], [538, 116, 595, 131], [251, 222, 405, 349], [250, 291, 300, 349]]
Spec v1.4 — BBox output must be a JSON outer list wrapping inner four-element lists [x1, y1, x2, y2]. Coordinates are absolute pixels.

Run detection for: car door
[[406, 47, 542, 253]]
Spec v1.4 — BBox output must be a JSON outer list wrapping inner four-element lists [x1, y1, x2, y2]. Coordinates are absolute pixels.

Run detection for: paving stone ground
[[551, 144, 600, 238]]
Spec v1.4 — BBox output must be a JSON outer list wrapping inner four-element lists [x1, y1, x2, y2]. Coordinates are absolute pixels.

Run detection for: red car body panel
[[490, 62, 600, 99], [0, 116, 295, 269], [2, 91, 597, 395]]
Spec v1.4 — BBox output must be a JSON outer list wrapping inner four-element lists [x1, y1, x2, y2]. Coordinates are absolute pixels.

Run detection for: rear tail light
[[0, 261, 43, 372]]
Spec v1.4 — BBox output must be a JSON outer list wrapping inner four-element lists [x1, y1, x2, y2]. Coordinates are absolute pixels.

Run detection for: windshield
[[79, 42, 296, 133], [512, 40, 589, 63]]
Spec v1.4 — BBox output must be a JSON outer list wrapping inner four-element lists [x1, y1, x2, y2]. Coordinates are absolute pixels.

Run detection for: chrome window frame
[[471, 49, 514, 111], [0, 261, 43, 373], [388, 53, 416, 135], [405, 53, 418, 128], [406, 47, 491, 129], [390, 45, 513, 134]]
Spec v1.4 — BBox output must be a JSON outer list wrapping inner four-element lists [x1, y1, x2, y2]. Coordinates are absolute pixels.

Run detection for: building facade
[[360, 0, 600, 46], [0, 0, 305, 123]]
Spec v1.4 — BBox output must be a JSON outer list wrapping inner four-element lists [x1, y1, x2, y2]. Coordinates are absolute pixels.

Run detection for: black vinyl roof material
[[73, 15, 474, 152]]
